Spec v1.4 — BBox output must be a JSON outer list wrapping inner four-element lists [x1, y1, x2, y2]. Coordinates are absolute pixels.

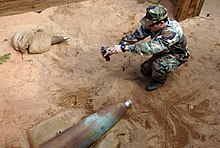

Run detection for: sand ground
[[0, 0, 219, 147]]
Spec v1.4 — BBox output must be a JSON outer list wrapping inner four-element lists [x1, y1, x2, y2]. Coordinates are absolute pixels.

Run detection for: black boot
[[145, 77, 166, 91], [140, 61, 152, 77]]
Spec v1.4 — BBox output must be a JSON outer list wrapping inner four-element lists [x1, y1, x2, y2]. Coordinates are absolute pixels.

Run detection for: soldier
[[103, 4, 190, 91]]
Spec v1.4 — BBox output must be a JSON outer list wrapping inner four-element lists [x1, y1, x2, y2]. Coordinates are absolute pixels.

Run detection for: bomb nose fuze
[[124, 99, 132, 107]]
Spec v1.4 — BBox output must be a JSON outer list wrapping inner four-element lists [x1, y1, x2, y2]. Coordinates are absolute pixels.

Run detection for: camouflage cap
[[140, 4, 168, 26]]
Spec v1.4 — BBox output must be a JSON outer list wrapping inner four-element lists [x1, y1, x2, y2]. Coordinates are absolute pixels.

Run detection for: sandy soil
[[0, 0, 220, 147]]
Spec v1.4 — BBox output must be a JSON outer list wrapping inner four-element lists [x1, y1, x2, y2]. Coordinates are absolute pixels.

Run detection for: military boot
[[145, 75, 166, 91]]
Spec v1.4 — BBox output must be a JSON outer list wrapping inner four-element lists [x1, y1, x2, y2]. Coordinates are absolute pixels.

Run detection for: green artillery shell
[[40, 100, 132, 148]]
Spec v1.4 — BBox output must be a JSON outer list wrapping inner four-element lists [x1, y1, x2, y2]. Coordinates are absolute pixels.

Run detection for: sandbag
[[28, 29, 51, 54], [12, 29, 34, 53], [12, 29, 51, 54]]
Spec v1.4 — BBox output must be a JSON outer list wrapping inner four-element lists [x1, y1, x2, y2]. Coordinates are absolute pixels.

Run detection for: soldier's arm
[[127, 28, 180, 55], [132, 25, 151, 40], [119, 25, 151, 45]]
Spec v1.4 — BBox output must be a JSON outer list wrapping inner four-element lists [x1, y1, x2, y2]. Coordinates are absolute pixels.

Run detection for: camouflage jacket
[[127, 18, 189, 62]]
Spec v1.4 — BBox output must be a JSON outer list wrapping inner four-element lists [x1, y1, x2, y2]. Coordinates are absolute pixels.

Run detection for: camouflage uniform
[[122, 5, 190, 83]]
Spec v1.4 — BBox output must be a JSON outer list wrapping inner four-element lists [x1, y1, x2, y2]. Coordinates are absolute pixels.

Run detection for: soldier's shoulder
[[163, 20, 183, 37], [166, 19, 182, 31]]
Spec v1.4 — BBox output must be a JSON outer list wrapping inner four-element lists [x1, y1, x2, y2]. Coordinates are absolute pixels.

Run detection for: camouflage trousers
[[140, 54, 181, 82]]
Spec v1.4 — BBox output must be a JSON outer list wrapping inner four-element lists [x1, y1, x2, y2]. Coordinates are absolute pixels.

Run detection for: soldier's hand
[[104, 45, 122, 57]]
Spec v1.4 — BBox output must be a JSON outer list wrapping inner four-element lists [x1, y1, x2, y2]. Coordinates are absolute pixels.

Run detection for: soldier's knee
[[152, 60, 167, 75]]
